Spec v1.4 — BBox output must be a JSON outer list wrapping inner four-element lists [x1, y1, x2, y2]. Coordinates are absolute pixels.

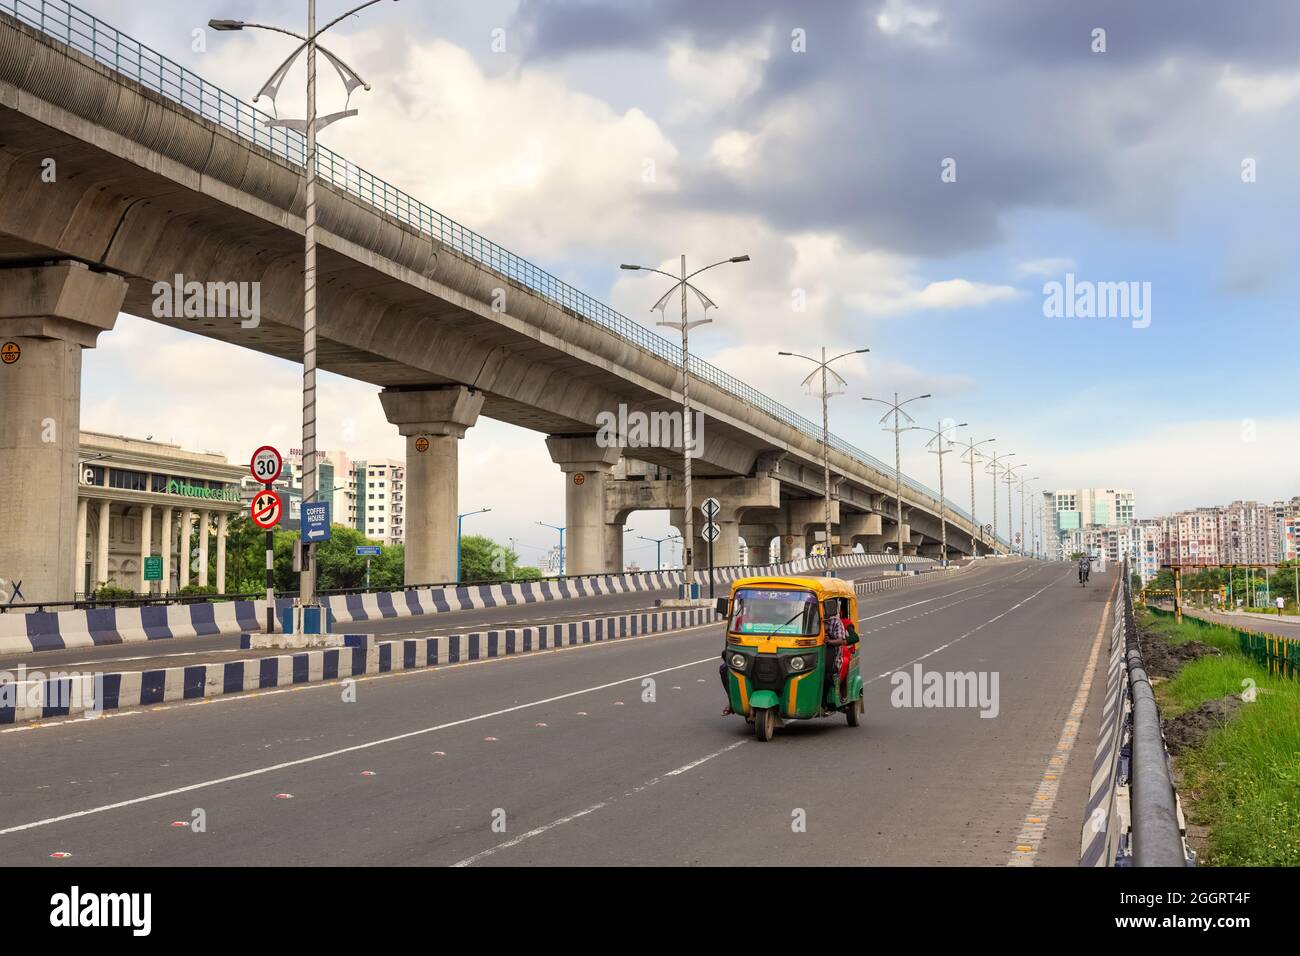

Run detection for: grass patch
[[1137, 606, 1300, 866], [1136, 607, 1237, 654]]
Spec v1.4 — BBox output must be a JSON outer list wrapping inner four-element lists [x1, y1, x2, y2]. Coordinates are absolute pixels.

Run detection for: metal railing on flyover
[[0, 0, 1008, 549], [1120, 559, 1192, 866]]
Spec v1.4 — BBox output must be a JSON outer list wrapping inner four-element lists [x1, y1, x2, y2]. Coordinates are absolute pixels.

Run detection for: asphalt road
[[1182, 607, 1300, 636], [0, 560, 931, 674], [0, 558, 1112, 866]]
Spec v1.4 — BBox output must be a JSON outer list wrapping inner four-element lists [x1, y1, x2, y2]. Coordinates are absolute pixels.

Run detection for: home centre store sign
[[166, 479, 239, 502]]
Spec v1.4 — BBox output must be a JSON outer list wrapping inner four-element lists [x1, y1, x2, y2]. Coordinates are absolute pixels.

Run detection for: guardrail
[[0, 0, 1008, 548], [1082, 560, 1192, 866]]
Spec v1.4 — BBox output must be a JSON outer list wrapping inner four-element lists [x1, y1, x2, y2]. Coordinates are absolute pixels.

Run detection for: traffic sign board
[[355, 546, 382, 557], [250, 445, 283, 484], [302, 501, 332, 542], [143, 555, 163, 581], [250, 489, 283, 529], [702, 521, 721, 542], [701, 497, 721, 519]]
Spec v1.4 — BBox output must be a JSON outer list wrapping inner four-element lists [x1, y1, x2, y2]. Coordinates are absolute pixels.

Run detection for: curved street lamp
[[863, 392, 930, 571], [210, 0, 397, 611], [903, 421, 968, 566], [779, 348, 869, 574], [957, 436, 995, 556], [619, 254, 749, 594]]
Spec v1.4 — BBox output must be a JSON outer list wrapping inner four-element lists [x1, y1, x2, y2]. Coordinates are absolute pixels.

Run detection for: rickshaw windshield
[[729, 588, 821, 636]]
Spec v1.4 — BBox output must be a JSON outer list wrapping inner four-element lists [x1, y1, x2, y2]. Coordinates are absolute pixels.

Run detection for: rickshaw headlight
[[788, 655, 806, 672], [729, 653, 747, 670]]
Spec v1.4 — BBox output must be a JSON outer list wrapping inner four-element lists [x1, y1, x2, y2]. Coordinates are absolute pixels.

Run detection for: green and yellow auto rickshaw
[[715, 576, 864, 741]]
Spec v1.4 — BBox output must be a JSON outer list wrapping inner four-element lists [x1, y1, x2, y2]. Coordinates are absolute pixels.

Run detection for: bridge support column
[[380, 386, 484, 585], [778, 498, 839, 562], [546, 436, 621, 575], [841, 511, 882, 552], [740, 524, 778, 566], [0, 263, 126, 604]]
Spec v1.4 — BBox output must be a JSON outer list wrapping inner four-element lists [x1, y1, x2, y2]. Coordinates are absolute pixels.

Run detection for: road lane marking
[[450, 740, 749, 867], [0, 656, 721, 838], [864, 568, 1065, 685], [1007, 573, 1118, 866]]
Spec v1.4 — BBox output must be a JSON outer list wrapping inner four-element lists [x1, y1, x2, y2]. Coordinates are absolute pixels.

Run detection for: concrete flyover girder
[[0, 12, 989, 565], [379, 386, 484, 585], [0, 262, 127, 603]]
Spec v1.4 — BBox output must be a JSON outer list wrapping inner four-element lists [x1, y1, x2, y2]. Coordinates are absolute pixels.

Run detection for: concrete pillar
[[379, 386, 484, 584], [216, 513, 228, 593], [179, 509, 193, 587], [546, 435, 622, 576], [841, 511, 882, 552], [0, 263, 126, 603], [160, 507, 173, 594], [95, 501, 110, 589], [197, 509, 210, 587], [74, 497, 88, 596], [740, 525, 778, 566], [139, 505, 152, 594]]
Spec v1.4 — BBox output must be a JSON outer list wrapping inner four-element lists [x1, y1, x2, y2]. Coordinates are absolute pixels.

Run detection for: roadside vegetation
[[1136, 607, 1300, 866]]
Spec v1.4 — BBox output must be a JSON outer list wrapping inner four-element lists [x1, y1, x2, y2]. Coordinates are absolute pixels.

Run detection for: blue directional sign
[[355, 546, 382, 556], [302, 501, 332, 542]]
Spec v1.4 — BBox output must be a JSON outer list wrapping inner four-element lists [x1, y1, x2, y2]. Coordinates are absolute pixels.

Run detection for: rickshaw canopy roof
[[729, 575, 855, 601]]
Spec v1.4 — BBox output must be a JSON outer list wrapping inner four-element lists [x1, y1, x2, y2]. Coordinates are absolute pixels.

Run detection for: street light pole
[[904, 421, 968, 567], [1003, 463, 1027, 553], [980, 450, 1015, 554], [638, 534, 682, 571], [959, 437, 995, 556], [619, 254, 749, 596], [1016, 476, 1038, 559], [778, 347, 869, 575], [210, 0, 392, 614], [538, 521, 565, 576], [864, 393, 931, 571], [455, 507, 491, 582]]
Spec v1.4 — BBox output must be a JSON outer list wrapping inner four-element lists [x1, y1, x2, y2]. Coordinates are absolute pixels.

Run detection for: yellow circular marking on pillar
[[573, 472, 586, 486], [0, 341, 19, 364], [414, 437, 430, 453]]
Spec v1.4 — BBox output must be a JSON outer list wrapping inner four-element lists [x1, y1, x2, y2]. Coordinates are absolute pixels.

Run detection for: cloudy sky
[[77, 0, 1300, 564]]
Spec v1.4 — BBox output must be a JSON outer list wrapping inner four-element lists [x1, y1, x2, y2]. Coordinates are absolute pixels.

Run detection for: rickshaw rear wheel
[[845, 697, 863, 727], [755, 707, 776, 741]]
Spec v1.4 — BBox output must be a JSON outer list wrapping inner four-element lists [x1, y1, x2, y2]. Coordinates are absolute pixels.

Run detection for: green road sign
[[144, 555, 163, 581]]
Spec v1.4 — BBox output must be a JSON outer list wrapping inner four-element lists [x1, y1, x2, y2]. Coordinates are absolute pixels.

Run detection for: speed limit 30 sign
[[250, 445, 284, 484], [250, 489, 283, 530]]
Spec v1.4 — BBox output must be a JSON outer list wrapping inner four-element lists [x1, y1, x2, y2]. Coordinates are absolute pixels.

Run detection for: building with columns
[[76, 431, 244, 596]]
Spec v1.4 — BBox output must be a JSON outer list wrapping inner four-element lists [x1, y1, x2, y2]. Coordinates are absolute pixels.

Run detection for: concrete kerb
[[0, 605, 714, 727]]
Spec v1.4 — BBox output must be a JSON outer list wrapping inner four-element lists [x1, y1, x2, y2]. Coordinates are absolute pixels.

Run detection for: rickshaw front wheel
[[755, 707, 776, 741], [845, 697, 863, 727]]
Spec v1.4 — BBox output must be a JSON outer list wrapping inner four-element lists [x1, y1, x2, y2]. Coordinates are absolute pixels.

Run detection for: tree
[[457, 535, 539, 582]]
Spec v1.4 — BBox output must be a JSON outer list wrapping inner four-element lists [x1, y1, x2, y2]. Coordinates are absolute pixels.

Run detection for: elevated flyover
[[0, 0, 1004, 602]]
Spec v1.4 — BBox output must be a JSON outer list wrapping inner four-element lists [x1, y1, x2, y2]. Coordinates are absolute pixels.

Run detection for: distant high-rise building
[[353, 459, 405, 547], [1042, 488, 1136, 560]]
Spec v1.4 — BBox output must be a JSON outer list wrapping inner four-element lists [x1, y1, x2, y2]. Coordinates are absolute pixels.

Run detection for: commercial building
[[75, 431, 244, 595], [1042, 488, 1136, 560]]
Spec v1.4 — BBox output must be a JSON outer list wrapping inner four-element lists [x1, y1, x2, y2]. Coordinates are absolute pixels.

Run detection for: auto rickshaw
[[715, 576, 864, 741]]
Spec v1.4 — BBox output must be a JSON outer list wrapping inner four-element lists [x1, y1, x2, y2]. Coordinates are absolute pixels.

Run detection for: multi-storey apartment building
[[354, 459, 405, 547], [1043, 488, 1136, 560]]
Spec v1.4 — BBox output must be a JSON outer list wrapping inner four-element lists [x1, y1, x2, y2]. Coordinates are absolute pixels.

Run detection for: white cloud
[[1014, 257, 1076, 278], [1219, 65, 1300, 112]]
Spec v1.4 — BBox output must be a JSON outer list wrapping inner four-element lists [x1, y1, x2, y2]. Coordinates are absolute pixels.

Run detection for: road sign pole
[[265, 520, 275, 634], [708, 532, 714, 599], [366, 556, 371, 590]]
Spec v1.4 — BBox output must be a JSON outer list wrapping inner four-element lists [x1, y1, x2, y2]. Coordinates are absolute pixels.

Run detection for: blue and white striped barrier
[[0, 553, 926, 656], [0, 601, 259, 656], [0, 606, 714, 726]]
